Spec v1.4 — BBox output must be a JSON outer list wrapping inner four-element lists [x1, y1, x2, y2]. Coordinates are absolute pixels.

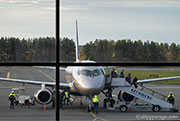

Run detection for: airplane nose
[[81, 77, 104, 95], [86, 79, 103, 88]]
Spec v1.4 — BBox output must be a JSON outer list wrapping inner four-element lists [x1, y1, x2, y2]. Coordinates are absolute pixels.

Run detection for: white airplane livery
[[0, 20, 180, 111], [65, 65, 105, 96]]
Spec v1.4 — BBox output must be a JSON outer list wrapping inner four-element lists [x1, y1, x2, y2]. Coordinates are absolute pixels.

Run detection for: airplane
[[0, 20, 180, 111]]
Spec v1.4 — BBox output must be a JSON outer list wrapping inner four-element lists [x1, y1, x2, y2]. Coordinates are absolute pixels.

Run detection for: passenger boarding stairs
[[109, 77, 173, 109]]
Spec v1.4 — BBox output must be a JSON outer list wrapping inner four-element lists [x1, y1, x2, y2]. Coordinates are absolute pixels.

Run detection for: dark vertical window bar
[[56, 0, 60, 120]]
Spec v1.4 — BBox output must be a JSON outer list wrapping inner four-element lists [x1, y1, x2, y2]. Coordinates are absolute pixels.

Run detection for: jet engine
[[34, 88, 53, 105], [118, 91, 134, 102]]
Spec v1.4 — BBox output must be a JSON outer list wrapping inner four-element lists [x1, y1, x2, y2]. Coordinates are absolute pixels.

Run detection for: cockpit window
[[81, 70, 91, 76], [92, 69, 101, 76], [78, 69, 102, 77]]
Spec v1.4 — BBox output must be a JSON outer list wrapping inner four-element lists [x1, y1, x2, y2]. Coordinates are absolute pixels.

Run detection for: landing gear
[[87, 105, 93, 112], [52, 97, 55, 108], [102, 88, 114, 109], [104, 99, 107, 108], [104, 98, 116, 109], [80, 97, 83, 106], [52, 89, 56, 108], [87, 96, 93, 112]]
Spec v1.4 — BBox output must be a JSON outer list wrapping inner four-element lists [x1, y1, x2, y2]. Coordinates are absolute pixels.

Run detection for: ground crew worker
[[167, 92, 175, 106], [111, 68, 118, 78], [63, 90, 72, 105], [93, 95, 99, 114], [9, 91, 16, 109], [132, 77, 138, 88], [125, 73, 131, 84], [120, 69, 124, 78]]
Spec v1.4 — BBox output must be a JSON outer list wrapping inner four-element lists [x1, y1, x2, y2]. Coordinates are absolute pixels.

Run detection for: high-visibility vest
[[93, 97, 99, 103], [168, 94, 175, 98], [9, 93, 16, 98], [114, 70, 118, 74], [65, 92, 69, 98]]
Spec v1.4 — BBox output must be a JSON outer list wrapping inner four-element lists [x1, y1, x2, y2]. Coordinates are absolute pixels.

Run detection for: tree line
[[0, 37, 180, 62], [81, 39, 180, 62], [0, 37, 56, 62]]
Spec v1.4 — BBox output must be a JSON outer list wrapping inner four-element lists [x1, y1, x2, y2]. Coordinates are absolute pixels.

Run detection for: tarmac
[[0, 66, 179, 121]]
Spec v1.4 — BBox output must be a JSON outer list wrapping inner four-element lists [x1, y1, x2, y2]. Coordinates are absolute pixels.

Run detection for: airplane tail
[[75, 20, 80, 62]]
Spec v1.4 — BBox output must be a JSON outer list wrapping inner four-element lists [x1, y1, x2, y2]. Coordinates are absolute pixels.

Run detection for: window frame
[[0, 1, 180, 121]]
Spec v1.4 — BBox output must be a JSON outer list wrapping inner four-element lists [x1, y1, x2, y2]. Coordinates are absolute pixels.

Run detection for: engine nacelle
[[118, 91, 134, 102], [34, 88, 53, 105]]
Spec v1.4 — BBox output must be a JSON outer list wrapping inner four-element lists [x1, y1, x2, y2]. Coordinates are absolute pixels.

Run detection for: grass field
[[123, 70, 180, 84]]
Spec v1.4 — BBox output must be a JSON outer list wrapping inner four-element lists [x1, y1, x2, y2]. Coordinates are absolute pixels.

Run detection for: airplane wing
[[137, 76, 180, 84], [34, 66, 66, 71], [0, 77, 70, 90]]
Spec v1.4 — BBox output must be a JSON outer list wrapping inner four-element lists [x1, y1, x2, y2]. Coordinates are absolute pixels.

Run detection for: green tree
[[60, 37, 75, 62]]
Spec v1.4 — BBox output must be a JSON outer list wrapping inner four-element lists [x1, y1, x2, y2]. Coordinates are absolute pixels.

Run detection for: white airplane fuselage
[[65, 66, 106, 96]]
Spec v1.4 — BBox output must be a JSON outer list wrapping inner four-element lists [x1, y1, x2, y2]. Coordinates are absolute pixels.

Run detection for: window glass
[[81, 70, 91, 76], [92, 69, 101, 76], [0, 1, 55, 62], [78, 69, 102, 77]]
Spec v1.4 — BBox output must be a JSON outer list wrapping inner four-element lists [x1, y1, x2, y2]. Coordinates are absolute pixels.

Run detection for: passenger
[[132, 77, 138, 88], [120, 69, 124, 78], [9, 91, 16, 109], [125, 73, 131, 84], [167, 92, 175, 106], [63, 90, 72, 105], [111, 68, 118, 78], [93, 95, 99, 114]]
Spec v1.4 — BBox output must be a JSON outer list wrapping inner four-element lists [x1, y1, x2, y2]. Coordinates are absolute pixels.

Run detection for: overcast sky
[[0, 0, 180, 45], [0, 0, 55, 39], [61, 0, 180, 45]]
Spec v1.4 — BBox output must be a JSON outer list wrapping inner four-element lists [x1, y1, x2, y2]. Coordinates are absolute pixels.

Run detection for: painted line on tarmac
[[93, 118, 97, 121], [38, 70, 55, 82], [90, 112, 97, 121], [7, 72, 10, 79], [90, 112, 108, 121], [90, 112, 96, 118]]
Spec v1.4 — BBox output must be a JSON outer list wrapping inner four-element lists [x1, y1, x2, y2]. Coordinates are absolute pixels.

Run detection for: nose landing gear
[[87, 96, 93, 112]]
